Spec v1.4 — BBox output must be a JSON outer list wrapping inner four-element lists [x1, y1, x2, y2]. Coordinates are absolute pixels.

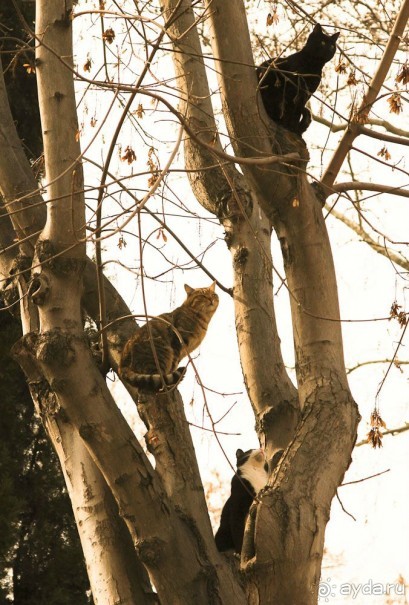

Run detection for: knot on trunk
[[217, 184, 253, 222], [36, 239, 86, 276], [31, 378, 60, 417], [135, 537, 165, 566], [2, 253, 33, 315], [28, 273, 50, 305], [233, 246, 249, 270], [36, 329, 76, 368]]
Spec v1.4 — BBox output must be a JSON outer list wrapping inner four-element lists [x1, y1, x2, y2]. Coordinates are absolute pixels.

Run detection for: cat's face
[[236, 448, 268, 493], [236, 448, 267, 471], [305, 23, 339, 61], [184, 282, 219, 315]]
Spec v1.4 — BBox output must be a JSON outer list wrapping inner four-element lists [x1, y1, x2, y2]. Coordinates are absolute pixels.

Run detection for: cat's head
[[183, 281, 219, 316], [305, 23, 339, 61], [236, 448, 266, 470], [236, 448, 268, 493]]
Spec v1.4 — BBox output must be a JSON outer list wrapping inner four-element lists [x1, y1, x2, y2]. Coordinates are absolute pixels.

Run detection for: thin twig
[[336, 491, 356, 521], [341, 468, 390, 485]]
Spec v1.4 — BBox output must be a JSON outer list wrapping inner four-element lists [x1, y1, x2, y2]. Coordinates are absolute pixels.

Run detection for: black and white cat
[[215, 448, 268, 553], [257, 24, 340, 134]]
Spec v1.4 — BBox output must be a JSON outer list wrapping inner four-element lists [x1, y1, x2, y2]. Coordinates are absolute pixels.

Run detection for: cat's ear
[[313, 23, 323, 33], [331, 32, 340, 41], [209, 281, 216, 292], [184, 284, 194, 295], [236, 449, 244, 460]]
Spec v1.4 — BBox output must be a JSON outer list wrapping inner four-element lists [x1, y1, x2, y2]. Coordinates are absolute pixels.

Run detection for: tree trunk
[[161, 0, 300, 461], [0, 0, 373, 603], [10, 2, 246, 603], [166, 1, 360, 602]]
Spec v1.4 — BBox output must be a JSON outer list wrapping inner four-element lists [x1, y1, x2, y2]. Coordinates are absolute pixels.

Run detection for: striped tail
[[119, 366, 187, 391]]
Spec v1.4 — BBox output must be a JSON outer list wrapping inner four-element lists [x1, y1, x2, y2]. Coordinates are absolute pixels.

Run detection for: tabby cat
[[119, 282, 219, 391], [256, 23, 340, 134]]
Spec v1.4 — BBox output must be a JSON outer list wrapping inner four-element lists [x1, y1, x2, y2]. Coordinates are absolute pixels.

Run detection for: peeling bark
[[13, 339, 157, 605]]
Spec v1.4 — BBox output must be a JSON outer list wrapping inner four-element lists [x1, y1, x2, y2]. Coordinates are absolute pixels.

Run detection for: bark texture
[[1, 1, 367, 604], [1, 3, 157, 603], [8, 3, 246, 604], [13, 339, 156, 605], [164, 2, 360, 603], [161, 0, 300, 460]]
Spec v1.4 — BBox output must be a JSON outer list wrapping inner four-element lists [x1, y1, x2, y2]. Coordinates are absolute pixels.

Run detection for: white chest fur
[[240, 463, 268, 494]]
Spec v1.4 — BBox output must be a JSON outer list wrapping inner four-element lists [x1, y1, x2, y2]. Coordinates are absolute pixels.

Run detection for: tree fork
[[19, 327, 246, 605], [161, 0, 299, 460]]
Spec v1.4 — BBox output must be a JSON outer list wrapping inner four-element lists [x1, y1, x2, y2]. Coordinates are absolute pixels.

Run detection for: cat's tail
[[119, 366, 187, 391]]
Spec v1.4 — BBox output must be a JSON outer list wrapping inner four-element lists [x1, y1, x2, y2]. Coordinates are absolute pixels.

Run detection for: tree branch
[[358, 126, 409, 147], [203, 4, 360, 603], [334, 181, 409, 199], [0, 56, 46, 256], [13, 342, 157, 605], [162, 0, 299, 458], [204, 0, 305, 218], [325, 203, 409, 272], [313, 113, 409, 139], [35, 0, 85, 254], [356, 422, 409, 446], [320, 0, 409, 192], [347, 358, 409, 374]]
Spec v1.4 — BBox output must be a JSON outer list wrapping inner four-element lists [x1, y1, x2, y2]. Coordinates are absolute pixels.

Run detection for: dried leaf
[[370, 410, 386, 429], [121, 145, 136, 164], [156, 228, 167, 242], [83, 58, 92, 72], [335, 61, 348, 74], [102, 28, 115, 44], [389, 301, 408, 327], [398, 313, 408, 328], [90, 117, 97, 127], [367, 427, 383, 448], [118, 235, 127, 249], [135, 103, 144, 118], [387, 92, 403, 114], [390, 300, 401, 318], [395, 61, 409, 85], [347, 70, 358, 86], [147, 147, 159, 186], [377, 146, 391, 161], [267, 8, 279, 26]]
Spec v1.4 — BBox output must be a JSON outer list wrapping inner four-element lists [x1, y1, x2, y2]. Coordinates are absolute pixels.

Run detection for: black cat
[[215, 449, 268, 553], [256, 24, 340, 134]]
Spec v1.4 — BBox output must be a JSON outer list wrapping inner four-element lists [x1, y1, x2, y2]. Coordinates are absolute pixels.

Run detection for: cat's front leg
[[297, 107, 312, 134]]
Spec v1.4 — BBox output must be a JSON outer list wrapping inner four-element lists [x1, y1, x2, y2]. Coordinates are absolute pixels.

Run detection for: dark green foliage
[[0, 304, 92, 605], [0, 0, 43, 161]]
